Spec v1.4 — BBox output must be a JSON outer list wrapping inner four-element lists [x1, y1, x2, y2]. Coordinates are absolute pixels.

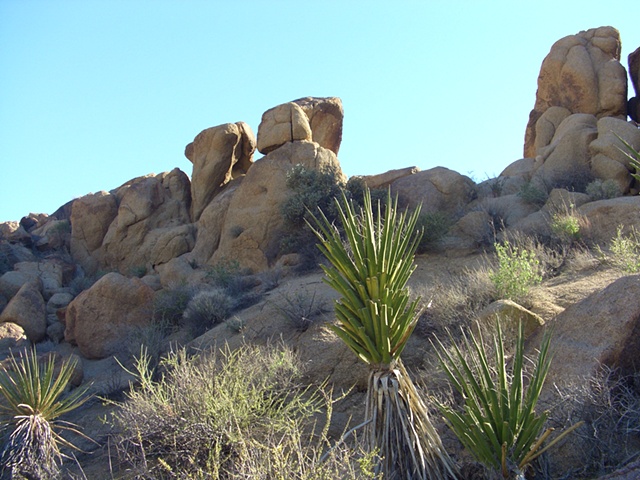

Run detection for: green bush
[[585, 179, 622, 200], [110, 344, 375, 479], [518, 182, 548, 207], [0, 349, 92, 479], [549, 204, 586, 246], [434, 321, 580, 478], [182, 288, 235, 336], [490, 240, 542, 301], [152, 283, 201, 330], [415, 211, 451, 253], [608, 225, 640, 273]]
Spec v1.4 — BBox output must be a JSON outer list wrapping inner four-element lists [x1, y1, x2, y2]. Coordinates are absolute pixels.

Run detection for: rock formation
[[524, 26, 627, 158]]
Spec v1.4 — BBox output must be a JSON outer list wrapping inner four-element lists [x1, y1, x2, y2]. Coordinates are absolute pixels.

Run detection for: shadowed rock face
[[628, 47, 640, 122], [524, 26, 627, 158]]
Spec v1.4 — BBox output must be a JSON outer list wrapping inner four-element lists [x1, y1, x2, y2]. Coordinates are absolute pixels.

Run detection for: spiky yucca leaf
[[308, 189, 422, 367], [615, 133, 640, 184], [435, 321, 580, 478], [0, 349, 92, 477]]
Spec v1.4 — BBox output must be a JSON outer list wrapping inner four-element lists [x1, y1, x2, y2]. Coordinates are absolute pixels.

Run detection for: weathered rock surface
[[390, 167, 476, 216], [64, 272, 154, 359], [531, 274, 640, 414], [579, 196, 640, 245], [212, 140, 345, 272], [292, 97, 344, 155], [70, 191, 119, 275], [532, 113, 598, 190], [185, 122, 255, 221], [524, 26, 627, 157], [629, 46, 640, 98], [257, 102, 312, 154], [475, 300, 544, 340], [71, 170, 193, 276], [0, 280, 46, 342]]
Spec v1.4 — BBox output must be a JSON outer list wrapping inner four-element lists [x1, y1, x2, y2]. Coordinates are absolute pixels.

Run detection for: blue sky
[[1, 1, 639, 222]]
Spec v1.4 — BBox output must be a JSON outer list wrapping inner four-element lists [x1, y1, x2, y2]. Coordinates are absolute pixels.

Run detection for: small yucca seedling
[[0, 349, 92, 479], [309, 188, 457, 479], [434, 321, 582, 478]]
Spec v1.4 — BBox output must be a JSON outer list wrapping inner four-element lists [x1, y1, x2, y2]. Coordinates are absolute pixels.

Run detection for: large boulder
[[64, 272, 154, 359], [292, 97, 344, 155], [524, 26, 627, 157], [0, 280, 46, 342], [578, 196, 640, 245], [533, 274, 640, 390], [390, 167, 476, 216], [257, 102, 312, 154], [185, 122, 255, 221], [212, 140, 344, 272], [531, 113, 598, 190]]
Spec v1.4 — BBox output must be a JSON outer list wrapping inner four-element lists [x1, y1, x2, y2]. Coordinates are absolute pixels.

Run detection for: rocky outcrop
[[524, 26, 627, 157], [212, 140, 345, 272], [578, 196, 640, 245], [0, 323, 28, 359], [390, 167, 476, 216], [71, 169, 193, 276], [185, 122, 255, 222], [0, 280, 46, 342], [358, 167, 419, 190], [64, 272, 154, 359]]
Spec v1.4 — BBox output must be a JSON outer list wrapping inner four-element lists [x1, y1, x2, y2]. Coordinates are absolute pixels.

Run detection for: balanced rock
[[185, 122, 255, 221], [0, 280, 46, 342], [292, 97, 344, 155], [524, 26, 627, 157], [257, 102, 312, 154], [64, 272, 154, 359]]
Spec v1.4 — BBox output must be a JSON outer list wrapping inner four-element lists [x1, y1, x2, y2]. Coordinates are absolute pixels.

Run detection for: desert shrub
[[608, 225, 640, 273], [518, 182, 548, 207], [110, 344, 375, 479], [280, 164, 345, 268], [549, 203, 589, 247], [543, 366, 640, 478], [152, 283, 201, 330], [586, 179, 622, 200], [205, 258, 243, 290], [547, 169, 595, 193], [415, 211, 451, 253], [182, 288, 235, 337], [0, 349, 92, 479], [490, 240, 543, 302], [434, 322, 580, 479], [271, 290, 329, 332]]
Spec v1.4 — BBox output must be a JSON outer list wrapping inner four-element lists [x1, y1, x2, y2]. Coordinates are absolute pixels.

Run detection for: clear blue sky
[[1, 1, 639, 222]]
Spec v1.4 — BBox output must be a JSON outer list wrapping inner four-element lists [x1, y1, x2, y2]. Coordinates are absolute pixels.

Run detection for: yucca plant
[[0, 349, 92, 479], [615, 133, 640, 185], [308, 188, 457, 479], [434, 321, 581, 478]]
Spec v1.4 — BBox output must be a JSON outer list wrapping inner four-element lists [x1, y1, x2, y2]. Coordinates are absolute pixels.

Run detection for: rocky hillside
[[1, 26, 640, 478]]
